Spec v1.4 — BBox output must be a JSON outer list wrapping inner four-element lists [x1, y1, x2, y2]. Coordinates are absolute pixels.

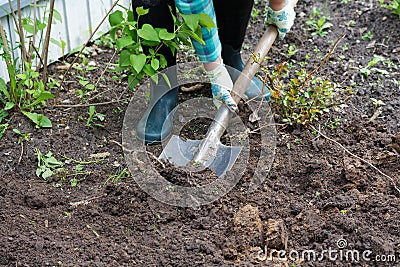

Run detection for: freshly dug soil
[[1, 0, 399, 266]]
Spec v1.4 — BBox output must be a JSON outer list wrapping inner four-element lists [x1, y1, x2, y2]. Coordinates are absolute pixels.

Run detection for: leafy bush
[[109, 6, 215, 89], [260, 62, 346, 125]]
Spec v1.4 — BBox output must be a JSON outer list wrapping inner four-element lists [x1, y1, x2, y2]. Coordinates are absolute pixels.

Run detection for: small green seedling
[[306, 9, 333, 37], [35, 149, 64, 180], [86, 106, 106, 128], [370, 98, 386, 107], [13, 129, 31, 144], [287, 44, 298, 57]]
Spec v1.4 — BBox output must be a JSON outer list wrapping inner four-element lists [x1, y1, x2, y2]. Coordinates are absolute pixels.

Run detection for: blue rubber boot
[[136, 82, 178, 144], [222, 44, 271, 101]]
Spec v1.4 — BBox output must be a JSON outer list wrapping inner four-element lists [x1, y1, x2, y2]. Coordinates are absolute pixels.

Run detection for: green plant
[[380, 0, 400, 18], [251, 6, 261, 23], [359, 55, 388, 77], [94, 32, 115, 49], [361, 31, 374, 40], [370, 98, 386, 107], [0, 2, 62, 128], [86, 106, 105, 127], [35, 148, 64, 180], [109, 6, 215, 89], [13, 129, 31, 143], [306, 9, 333, 37], [325, 117, 341, 130], [287, 44, 298, 57], [261, 62, 342, 125]]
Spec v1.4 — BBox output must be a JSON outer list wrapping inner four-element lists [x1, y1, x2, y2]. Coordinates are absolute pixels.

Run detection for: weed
[[94, 32, 115, 49], [287, 44, 298, 57], [370, 98, 386, 108], [325, 117, 341, 130], [359, 55, 388, 78], [104, 168, 130, 185], [361, 31, 374, 40], [306, 9, 333, 37], [251, 6, 262, 23], [86, 106, 106, 128], [256, 36, 350, 126], [35, 149, 64, 180]]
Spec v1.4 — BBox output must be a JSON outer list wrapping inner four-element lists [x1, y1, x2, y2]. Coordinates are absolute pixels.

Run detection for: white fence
[[0, 0, 130, 81]]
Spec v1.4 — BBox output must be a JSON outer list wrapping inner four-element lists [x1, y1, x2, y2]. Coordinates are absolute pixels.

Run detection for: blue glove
[[265, 1, 296, 39], [206, 63, 238, 112]]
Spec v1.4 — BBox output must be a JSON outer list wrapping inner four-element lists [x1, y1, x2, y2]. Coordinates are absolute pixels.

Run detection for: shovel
[[159, 0, 297, 176]]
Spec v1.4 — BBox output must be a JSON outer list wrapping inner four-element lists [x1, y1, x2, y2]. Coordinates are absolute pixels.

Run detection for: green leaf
[[137, 24, 160, 42], [36, 167, 43, 177], [23, 91, 55, 109], [45, 156, 63, 167], [127, 10, 135, 22], [151, 58, 159, 70], [159, 54, 167, 68], [42, 169, 54, 180], [4, 102, 15, 110], [109, 10, 124, 26], [143, 65, 158, 83], [23, 24, 35, 34], [128, 75, 140, 90], [181, 14, 200, 32], [136, 7, 149, 16], [130, 54, 147, 74], [116, 36, 134, 50], [89, 105, 95, 116], [21, 111, 52, 128], [0, 78, 9, 99], [158, 29, 176, 40], [199, 13, 216, 32]]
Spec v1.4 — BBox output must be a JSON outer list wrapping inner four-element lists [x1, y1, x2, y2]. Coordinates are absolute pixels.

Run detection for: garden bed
[[1, 0, 399, 266]]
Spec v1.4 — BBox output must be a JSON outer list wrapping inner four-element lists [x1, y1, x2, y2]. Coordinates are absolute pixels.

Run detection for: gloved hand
[[265, 1, 296, 40], [206, 63, 238, 112]]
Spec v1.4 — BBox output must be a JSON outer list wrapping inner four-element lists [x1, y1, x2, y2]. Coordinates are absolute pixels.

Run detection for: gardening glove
[[265, 1, 296, 40], [206, 63, 238, 112]]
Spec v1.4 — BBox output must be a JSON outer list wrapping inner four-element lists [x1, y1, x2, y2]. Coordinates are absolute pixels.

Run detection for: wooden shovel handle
[[232, 0, 299, 103]]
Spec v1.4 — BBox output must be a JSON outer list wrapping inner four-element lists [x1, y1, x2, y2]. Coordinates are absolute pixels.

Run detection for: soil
[[1, 0, 399, 266]]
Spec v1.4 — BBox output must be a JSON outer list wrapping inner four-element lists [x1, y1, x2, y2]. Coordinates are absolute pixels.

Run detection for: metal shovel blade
[[159, 135, 242, 177]]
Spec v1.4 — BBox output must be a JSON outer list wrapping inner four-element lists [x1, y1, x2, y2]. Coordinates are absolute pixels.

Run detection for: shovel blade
[[159, 135, 242, 177]]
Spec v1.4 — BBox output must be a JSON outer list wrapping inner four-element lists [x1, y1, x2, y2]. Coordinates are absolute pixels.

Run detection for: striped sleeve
[[175, 0, 221, 62]]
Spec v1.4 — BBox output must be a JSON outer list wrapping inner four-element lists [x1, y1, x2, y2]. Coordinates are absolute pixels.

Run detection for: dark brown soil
[[1, 0, 399, 266]]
